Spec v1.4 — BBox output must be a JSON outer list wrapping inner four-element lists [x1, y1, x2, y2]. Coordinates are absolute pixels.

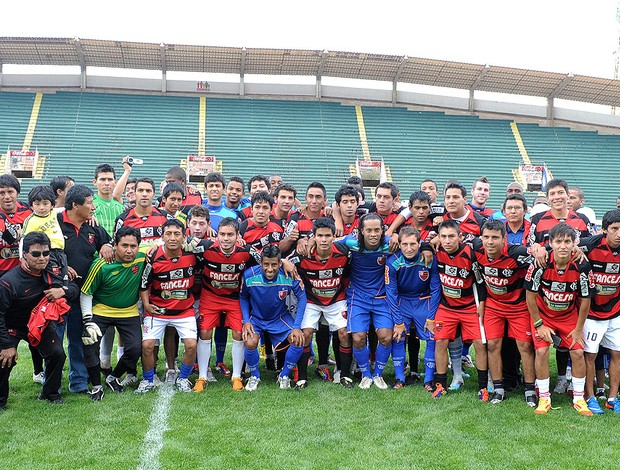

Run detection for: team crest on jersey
[[141, 227, 154, 238], [239, 263, 246, 271], [187, 267, 193, 276], [52, 266, 60, 275], [377, 256, 387, 265], [419, 270, 429, 281], [88, 233, 95, 244], [459, 269, 469, 278], [319, 269, 333, 279], [551, 282, 566, 292], [485, 267, 498, 276], [170, 269, 184, 280], [570, 282, 577, 291], [132, 265, 139, 274], [221, 264, 235, 273], [272, 232, 281, 241], [606, 263, 620, 274], [445, 266, 457, 276], [502, 269, 513, 277], [278, 290, 288, 300], [336, 267, 344, 276]]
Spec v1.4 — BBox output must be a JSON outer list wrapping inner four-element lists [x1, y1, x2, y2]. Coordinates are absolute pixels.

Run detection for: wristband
[[394, 323, 405, 328], [533, 319, 543, 329]]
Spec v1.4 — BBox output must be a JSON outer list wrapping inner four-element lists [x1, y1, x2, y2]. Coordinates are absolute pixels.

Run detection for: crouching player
[[525, 223, 595, 415], [240, 244, 307, 391], [433, 220, 488, 400], [386, 226, 440, 390]]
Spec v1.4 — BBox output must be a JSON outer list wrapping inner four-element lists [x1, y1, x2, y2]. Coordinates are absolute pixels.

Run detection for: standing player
[[578, 209, 620, 413], [474, 220, 537, 405], [334, 185, 360, 237], [239, 191, 286, 253], [222, 176, 248, 216], [240, 244, 307, 391], [137, 219, 198, 393], [525, 223, 595, 415], [163, 166, 203, 214], [468, 176, 494, 218], [386, 226, 440, 390], [432, 220, 488, 400], [202, 172, 237, 232], [291, 218, 353, 388], [239, 175, 271, 220]]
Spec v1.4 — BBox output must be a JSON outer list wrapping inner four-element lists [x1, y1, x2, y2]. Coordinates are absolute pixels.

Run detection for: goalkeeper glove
[[82, 322, 102, 345]]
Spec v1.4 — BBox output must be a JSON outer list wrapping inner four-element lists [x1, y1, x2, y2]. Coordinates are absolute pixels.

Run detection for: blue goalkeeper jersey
[[385, 250, 441, 324], [342, 235, 391, 298], [240, 265, 307, 329]]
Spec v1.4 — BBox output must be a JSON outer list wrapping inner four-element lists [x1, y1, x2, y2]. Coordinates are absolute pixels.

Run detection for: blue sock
[[143, 368, 155, 383], [462, 342, 471, 356], [375, 342, 392, 378], [215, 326, 227, 364], [353, 346, 371, 378], [245, 347, 260, 378], [179, 362, 193, 380], [309, 342, 315, 357], [424, 340, 436, 384], [281, 345, 303, 377], [392, 339, 406, 381]]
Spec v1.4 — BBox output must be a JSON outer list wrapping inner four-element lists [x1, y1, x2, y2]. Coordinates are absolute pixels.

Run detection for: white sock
[[538, 377, 550, 398], [572, 376, 586, 403], [197, 339, 212, 380], [232, 340, 245, 379], [117, 346, 124, 361]]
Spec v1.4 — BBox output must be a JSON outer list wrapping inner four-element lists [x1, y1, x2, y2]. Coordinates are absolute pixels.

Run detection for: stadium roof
[[1, 37, 620, 106]]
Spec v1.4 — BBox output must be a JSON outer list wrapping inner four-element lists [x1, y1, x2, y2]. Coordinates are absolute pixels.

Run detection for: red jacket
[[27, 297, 70, 346]]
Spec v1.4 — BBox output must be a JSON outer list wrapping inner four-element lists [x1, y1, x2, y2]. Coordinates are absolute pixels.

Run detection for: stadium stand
[[0, 92, 36, 168]]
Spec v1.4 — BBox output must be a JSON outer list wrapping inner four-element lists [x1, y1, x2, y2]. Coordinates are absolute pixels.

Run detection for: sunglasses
[[29, 250, 51, 258]]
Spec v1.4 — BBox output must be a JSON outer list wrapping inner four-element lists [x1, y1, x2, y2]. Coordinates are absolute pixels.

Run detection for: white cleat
[[373, 376, 389, 390], [206, 367, 218, 383], [277, 374, 291, 389], [245, 376, 260, 392], [175, 377, 192, 392], [358, 376, 373, 390]]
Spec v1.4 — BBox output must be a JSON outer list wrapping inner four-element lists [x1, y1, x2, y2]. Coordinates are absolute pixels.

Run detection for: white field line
[[137, 385, 174, 470]]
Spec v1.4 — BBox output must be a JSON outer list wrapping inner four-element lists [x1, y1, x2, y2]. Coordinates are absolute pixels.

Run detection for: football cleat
[[193, 378, 208, 393], [489, 392, 506, 404], [176, 377, 193, 392], [449, 378, 464, 391], [165, 369, 178, 384], [120, 374, 139, 387], [153, 375, 163, 387], [605, 397, 620, 412], [88, 386, 104, 402], [462, 355, 474, 368], [245, 376, 260, 392], [405, 372, 421, 386], [106, 377, 125, 393], [215, 362, 231, 377], [534, 397, 551, 414], [478, 388, 489, 402], [33, 372, 45, 385], [294, 380, 308, 391], [315, 365, 332, 382], [392, 379, 405, 390], [206, 367, 217, 383], [277, 374, 291, 390], [586, 396, 604, 415], [37, 392, 64, 405], [525, 394, 538, 408], [358, 376, 373, 390], [373, 376, 389, 390], [135, 380, 156, 394], [231, 377, 244, 391], [553, 378, 569, 394], [333, 370, 341, 383], [573, 399, 594, 416], [340, 377, 354, 389], [292, 366, 299, 383], [424, 382, 434, 393], [432, 383, 447, 399]]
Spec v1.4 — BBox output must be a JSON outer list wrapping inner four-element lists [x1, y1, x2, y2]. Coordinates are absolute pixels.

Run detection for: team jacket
[[524, 253, 595, 318], [436, 243, 484, 311], [528, 209, 593, 246], [289, 242, 351, 306], [114, 206, 172, 245], [579, 234, 620, 320], [472, 239, 533, 309], [385, 251, 441, 324], [140, 246, 196, 318], [240, 266, 307, 329]]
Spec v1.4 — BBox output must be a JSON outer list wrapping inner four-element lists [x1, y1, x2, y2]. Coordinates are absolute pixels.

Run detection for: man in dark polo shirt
[[58, 185, 112, 393]]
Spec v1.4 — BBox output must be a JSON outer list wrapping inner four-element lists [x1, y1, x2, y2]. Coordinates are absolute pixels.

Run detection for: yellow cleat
[[534, 397, 551, 414], [573, 399, 594, 416], [193, 378, 208, 393], [231, 377, 244, 391]]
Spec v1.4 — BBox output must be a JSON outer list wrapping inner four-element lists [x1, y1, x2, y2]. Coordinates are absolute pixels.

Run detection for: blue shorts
[[400, 297, 435, 341], [250, 314, 295, 349], [347, 292, 393, 333]]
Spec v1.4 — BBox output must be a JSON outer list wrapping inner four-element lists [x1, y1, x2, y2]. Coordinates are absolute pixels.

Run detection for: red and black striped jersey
[[140, 246, 196, 318], [467, 204, 494, 218], [444, 210, 486, 243], [436, 243, 483, 311], [404, 219, 436, 242], [342, 216, 360, 237], [0, 202, 32, 275], [528, 209, 593, 246], [473, 240, 533, 309], [114, 206, 172, 244], [287, 210, 324, 239], [239, 206, 252, 221], [194, 240, 253, 304], [289, 242, 351, 306], [524, 253, 595, 318], [375, 210, 401, 231], [239, 219, 284, 253], [579, 234, 620, 320]]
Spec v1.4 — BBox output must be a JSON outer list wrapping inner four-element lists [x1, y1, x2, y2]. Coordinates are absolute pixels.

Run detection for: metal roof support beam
[[547, 97, 554, 122], [316, 50, 328, 99], [75, 38, 87, 90], [548, 73, 574, 99], [240, 47, 246, 96], [160, 44, 167, 93], [392, 56, 407, 104], [468, 89, 475, 112], [0, 63, 3, 88]]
